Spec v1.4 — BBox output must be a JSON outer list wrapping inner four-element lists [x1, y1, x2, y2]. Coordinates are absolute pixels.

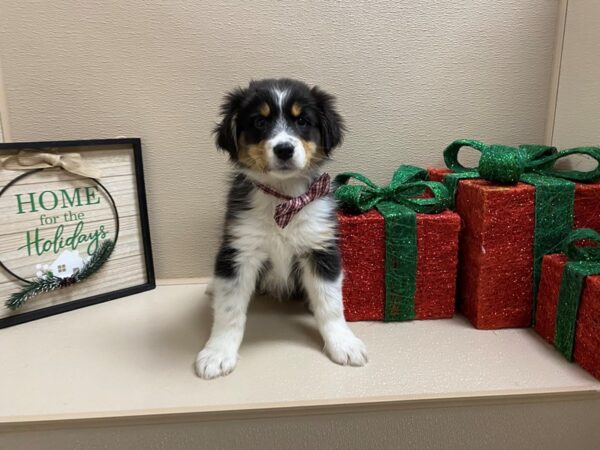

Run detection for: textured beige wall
[[552, 0, 600, 148], [0, 1, 559, 278], [0, 58, 8, 142]]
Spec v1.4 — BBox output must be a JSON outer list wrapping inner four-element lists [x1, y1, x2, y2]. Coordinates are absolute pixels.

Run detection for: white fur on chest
[[230, 188, 337, 293]]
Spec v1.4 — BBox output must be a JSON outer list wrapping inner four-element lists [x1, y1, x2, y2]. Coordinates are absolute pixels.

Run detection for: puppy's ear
[[311, 86, 345, 154], [213, 87, 247, 159]]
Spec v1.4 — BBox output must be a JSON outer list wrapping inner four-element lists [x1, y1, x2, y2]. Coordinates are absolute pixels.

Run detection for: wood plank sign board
[[0, 139, 155, 328]]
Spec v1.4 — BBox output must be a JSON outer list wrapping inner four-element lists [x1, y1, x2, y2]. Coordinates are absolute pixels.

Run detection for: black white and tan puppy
[[196, 78, 367, 379]]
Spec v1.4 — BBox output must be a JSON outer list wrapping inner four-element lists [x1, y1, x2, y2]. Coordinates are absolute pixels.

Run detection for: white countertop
[[1, 281, 599, 424]]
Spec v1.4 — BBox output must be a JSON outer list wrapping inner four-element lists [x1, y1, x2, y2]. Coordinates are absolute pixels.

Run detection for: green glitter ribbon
[[334, 165, 450, 321], [442, 139, 600, 320], [554, 228, 600, 360]]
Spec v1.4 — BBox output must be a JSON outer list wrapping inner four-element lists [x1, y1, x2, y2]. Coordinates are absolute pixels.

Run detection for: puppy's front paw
[[195, 347, 238, 379], [324, 332, 368, 367]]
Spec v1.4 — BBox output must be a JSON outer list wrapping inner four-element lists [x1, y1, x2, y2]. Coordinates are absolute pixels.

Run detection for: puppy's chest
[[238, 192, 337, 252]]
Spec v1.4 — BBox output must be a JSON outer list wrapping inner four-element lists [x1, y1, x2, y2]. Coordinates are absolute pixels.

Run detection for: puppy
[[195, 78, 367, 379]]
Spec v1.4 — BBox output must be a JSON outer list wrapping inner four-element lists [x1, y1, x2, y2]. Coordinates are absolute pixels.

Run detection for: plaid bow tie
[[254, 173, 332, 228]]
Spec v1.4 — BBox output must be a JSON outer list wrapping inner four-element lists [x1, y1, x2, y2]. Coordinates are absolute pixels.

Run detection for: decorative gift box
[[428, 139, 600, 329], [335, 165, 461, 321], [535, 229, 600, 380]]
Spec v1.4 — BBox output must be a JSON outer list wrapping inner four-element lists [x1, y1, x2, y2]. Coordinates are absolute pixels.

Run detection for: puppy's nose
[[273, 143, 295, 161]]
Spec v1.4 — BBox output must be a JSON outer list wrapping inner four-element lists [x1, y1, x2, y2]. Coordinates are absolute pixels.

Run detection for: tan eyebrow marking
[[291, 102, 302, 117], [259, 102, 270, 117]]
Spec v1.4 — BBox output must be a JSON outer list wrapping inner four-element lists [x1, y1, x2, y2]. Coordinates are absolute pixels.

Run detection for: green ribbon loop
[[444, 139, 600, 184], [442, 139, 600, 324], [554, 228, 600, 360], [335, 165, 450, 321], [334, 165, 451, 214], [562, 228, 600, 262]]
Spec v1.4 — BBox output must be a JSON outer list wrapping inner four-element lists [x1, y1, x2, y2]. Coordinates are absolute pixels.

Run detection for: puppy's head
[[214, 79, 344, 178]]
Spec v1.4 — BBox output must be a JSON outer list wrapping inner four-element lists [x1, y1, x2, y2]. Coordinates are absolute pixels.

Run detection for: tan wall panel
[[552, 0, 600, 149], [1, 397, 599, 450], [0, 1, 560, 277]]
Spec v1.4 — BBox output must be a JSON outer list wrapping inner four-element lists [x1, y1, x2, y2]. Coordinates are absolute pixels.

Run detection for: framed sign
[[0, 138, 155, 328]]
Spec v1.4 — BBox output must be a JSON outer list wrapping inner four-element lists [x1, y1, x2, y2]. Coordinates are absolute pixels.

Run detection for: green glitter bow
[[444, 139, 600, 184], [335, 165, 451, 321], [554, 228, 600, 360], [442, 139, 600, 321]]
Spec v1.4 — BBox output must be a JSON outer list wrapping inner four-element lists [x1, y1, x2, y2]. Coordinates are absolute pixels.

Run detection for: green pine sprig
[[75, 239, 115, 281], [5, 239, 116, 310], [5, 275, 63, 310]]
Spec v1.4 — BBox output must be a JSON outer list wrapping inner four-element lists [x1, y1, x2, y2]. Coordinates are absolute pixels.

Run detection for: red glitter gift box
[[427, 169, 600, 329], [535, 252, 600, 380], [339, 209, 461, 321]]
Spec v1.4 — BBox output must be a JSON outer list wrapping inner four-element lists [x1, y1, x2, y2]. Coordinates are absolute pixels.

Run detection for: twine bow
[[334, 165, 450, 213], [1, 151, 102, 179], [334, 165, 451, 321], [554, 228, 600, 360], [444, 139, 600, 184]]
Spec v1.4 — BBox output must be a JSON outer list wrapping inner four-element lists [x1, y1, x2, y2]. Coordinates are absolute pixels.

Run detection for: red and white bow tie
[[253, 173, 332, 228]]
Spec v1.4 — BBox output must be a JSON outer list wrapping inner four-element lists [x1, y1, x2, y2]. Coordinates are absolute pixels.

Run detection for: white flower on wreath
[[35, 263, 50, 279]]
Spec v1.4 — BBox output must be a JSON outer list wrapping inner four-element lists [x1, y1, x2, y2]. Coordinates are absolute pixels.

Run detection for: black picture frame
[[0, 138, 156, 328]]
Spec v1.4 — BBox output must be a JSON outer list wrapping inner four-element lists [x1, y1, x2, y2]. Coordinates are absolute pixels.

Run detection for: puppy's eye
[[296, 117, 309, 127], [254, 117, 267, 129]]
